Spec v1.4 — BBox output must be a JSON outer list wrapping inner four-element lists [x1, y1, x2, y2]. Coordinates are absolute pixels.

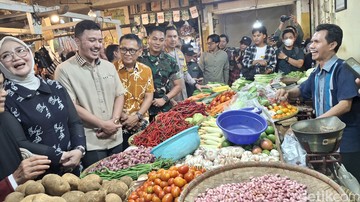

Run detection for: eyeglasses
[[207, 42, 216, 46], [0, 47, 29, 62], [119, 47, 139, 55]]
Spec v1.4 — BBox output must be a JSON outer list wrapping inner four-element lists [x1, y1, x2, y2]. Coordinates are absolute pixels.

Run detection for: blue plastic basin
[[216, 110, 267, 145], [151, 126, 200, 161]]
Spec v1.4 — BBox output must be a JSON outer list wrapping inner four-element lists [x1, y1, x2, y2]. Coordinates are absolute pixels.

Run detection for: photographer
[[274, 14, 304, 47], [275, 29, 304, 74]]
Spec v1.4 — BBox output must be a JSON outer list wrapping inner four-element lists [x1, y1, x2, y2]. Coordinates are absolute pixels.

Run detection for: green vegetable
[[259, 98, 270, 106], [248, 86, 257, 94], [82, 158, 174, 180], [286, 71, 306, 79], [265, 126, 275, 135], [267, 134, 276, 143], [185, 117, 193, 123], [260, 132, 267, 139], [221, 140, 233, 147], [192, 113, 205, 124], [262, 149, 270, 155]]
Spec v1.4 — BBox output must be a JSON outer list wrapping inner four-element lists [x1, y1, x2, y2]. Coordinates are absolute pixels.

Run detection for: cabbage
[[192, 113, 205, 124]]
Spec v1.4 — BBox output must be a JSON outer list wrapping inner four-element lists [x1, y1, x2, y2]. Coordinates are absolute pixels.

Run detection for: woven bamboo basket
[[81, 158, 103, 177], [128, 130, 144, 146], [179, 162, 350, 202]]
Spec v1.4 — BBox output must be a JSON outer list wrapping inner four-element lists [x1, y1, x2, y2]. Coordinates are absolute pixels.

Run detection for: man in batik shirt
[[114, 34, 154, 149]]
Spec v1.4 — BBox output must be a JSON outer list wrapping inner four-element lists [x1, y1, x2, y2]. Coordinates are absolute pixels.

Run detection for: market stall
[[5, 72, 359, 202]]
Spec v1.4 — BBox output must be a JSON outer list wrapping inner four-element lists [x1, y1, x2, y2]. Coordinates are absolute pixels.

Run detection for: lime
[[265, 126, 275, 135], [262, 149, 270, 155], [221, 140, 232, 147], [267, 134, 276, 143], [260, 132, 267, 139]]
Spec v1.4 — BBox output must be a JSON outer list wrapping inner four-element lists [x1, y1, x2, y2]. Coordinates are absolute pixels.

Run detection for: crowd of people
[[1, 15, 360, 200]]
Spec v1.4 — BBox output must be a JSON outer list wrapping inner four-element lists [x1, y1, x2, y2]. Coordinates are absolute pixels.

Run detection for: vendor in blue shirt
[[0, 36, 86, 176], [276, 24, 360, 182]]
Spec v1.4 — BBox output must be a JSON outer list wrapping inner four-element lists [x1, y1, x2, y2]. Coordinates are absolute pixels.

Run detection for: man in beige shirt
[[55, 20, 125, 168]]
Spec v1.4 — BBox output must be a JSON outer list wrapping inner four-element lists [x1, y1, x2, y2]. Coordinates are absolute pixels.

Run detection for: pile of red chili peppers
[[132, 101, 206, 147], [169, 100, 207, 118], [133, 111, 192, 147]]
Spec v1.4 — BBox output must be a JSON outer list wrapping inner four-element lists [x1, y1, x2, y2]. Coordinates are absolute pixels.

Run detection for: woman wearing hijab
[[0, 36, 86, 176], [0, 72, 51, 201]]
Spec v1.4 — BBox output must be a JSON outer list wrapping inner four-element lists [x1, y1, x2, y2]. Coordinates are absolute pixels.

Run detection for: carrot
[[208, 100, 231, 116], [187, 93, 211, 101]]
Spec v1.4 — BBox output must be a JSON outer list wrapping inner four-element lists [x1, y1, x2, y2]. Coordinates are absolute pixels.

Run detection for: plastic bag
[[333, 159, 360, 195], [281, 130, 307, 166]]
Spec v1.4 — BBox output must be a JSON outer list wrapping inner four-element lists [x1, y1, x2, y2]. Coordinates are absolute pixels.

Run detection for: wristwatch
[[285, 56, 289, 62], [136, 111, 144, 121], [162, 95, 170, 102], [75, 146, 86, 156]]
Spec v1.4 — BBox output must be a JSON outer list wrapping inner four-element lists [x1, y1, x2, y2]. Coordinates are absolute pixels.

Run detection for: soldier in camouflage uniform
[[138, 26, 182, 121]]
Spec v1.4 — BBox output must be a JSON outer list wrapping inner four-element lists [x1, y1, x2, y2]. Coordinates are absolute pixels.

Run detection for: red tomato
[[161, 193, 173, 202], [153, 185, 162, 195], [129, 194, 139, 200], [163, 186, 172, 194], [184, 172, 194, 183], [152, 196, 161, 202], [171, 186, 181, 198], [159, 181, 168, 188], [128, 200, 136, 202], [194, 171, 203, 178], [160, 172, 171, 181], [146, 186, 154, 194], [167, 178, 174, 185], [178, 165, 189, 174], [136, 198, 145, 202], [158, 190, 165, 199], [173, 177, 187, 188], [145, 194, 153, 202], [148, 172, 157, 181], [154, 178, 162, 186], [169, 170, 178, 178]]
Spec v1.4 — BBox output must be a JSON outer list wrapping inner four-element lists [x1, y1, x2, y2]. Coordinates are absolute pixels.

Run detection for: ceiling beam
[[0, 0, 61, 13], [212, 0, 294, 15], [0, 27, 31, 34]]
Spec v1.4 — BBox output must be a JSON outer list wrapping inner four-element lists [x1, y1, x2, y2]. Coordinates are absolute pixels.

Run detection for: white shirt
[[254, 46, 267, 60]]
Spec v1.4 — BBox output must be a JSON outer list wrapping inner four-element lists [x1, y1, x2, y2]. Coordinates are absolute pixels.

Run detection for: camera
[[270, 35, 279, 42], [280, 15, 291, 22]]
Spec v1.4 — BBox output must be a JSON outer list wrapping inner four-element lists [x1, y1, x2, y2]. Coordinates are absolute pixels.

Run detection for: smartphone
[[344, 57, 360, 78]]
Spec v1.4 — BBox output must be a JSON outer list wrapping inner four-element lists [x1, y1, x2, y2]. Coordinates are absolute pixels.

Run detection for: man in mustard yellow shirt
[[113, 34, 155, 149]]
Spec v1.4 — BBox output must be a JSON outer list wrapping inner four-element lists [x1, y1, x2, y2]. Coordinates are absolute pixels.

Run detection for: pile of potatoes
[[5, 173, 133, 202]]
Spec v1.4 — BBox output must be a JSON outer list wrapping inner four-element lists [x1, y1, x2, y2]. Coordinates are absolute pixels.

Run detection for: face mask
[[283, 39, 294, 47]]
